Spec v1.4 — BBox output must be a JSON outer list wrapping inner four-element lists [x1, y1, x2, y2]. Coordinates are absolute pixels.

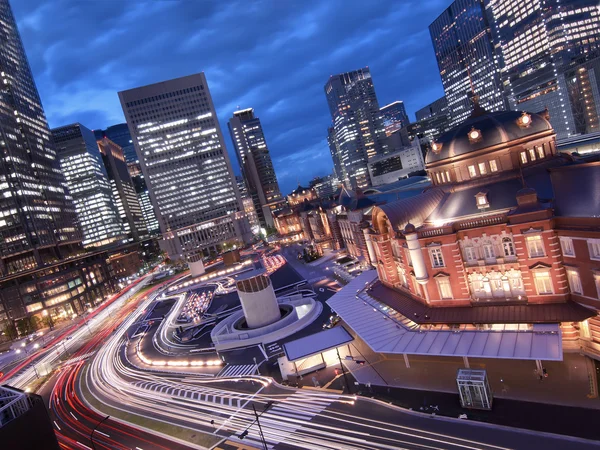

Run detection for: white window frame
[[468, 165, 477, 178], [566, 269, 583, 295], [429, 247, 445, 268], [594, 273, 600, 299], [483, 243, 495, 260], [526, 235, 546, 258], [489, 159, 498, 172], [533, 270, 554, 295], [464, 246, 477, 262], [502, 237, 515, 257], [436, 276, 453, 299], [559, 237, 575, 257], [528, 148, 537, 161], [478, 162, 487, 175], [588, 239, 600, 261]]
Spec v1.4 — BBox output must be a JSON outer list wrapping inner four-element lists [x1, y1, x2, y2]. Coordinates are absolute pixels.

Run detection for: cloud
[[12, 0, 447, 195]]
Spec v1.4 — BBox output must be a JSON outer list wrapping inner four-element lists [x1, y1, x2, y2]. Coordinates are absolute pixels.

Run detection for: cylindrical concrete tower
[[187, 253, 205, 277], [236, 274, 281, 328], [404, 223, 429, 285]]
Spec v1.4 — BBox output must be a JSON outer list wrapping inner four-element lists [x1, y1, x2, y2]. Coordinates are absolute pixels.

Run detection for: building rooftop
[[426, 110, 552, 165]]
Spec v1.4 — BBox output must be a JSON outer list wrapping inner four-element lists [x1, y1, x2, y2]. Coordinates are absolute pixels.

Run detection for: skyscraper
[[486, 0, 600, 139], [325, 67, 388, 189], [228, 108, 283, 229], [0, 0, 114, 330], [327, 126, 344, 182], [429, 0, 508, 127], [52, 124, 125, 248], [127, 162, 160, 235], [380, 101, 409, 136], [0, 1, 82, 277], [118, 73, 252, 262], [94, 123, 137, 163], [415, 96, 448, 122], [97, 137, 148, 241]]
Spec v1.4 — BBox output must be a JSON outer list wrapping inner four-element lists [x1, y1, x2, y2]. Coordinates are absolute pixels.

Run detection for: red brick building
[[357, 107, 598, 361]]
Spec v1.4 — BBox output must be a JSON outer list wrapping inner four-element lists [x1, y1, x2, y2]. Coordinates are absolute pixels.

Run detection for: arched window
[[502, 237, 515, 257]]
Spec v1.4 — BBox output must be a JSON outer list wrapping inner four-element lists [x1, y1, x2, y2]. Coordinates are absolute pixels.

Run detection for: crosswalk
[[62, 351, 95, 366], [233, 391, 334, 449], [131, 380, 248, 408], [218, 364, 257, 378]]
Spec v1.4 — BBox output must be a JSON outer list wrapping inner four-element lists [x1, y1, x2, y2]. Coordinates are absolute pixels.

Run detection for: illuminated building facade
[[228, 108, 283, 229], [0, 0, 82, 278], [97, 137, 148, 241], [429, 0, 508, 127], [52, 124, 125, 248], [236, 175, 260, 233], [380, 101, 409, 137], [486, 0, 600, 139], [118, 73, 251, 261], [325, 68, 388, 189], [333, 104, 600, 368], [128, 161, 160, 235], [0, 0, 118, 334], [562, 54, 600, 136]]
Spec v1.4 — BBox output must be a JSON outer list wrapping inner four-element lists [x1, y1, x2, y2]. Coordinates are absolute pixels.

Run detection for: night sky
[[12, 0, 446, 195]]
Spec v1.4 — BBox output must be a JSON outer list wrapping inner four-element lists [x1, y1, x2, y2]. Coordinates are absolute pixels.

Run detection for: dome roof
[[426, 110, 552, 165]]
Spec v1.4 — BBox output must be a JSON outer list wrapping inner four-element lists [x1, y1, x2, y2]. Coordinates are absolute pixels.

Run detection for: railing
[[457, 215, 506, 230]]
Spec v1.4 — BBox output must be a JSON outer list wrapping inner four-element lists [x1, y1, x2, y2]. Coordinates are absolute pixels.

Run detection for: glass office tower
[[228, 108, 283, 229], [325, 67, 388, 189], [429, 0, 508, 126], [52, 124, 125, 248], [119, 73, 251, 261], [486, 0, 600, 139]]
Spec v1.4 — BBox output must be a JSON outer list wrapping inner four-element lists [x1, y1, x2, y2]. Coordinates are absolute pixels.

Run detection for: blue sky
[[13, 0, 447, 195]]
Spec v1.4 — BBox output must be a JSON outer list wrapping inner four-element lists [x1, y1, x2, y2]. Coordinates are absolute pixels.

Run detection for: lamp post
[[238, 401, 273, 450], [90, 415, 110, 450], [336, 347, 352, 394]]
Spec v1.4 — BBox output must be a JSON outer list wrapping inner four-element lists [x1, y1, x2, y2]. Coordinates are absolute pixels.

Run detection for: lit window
[[445, 171, 451, 182], [468, 165, 477, 178], [405, 248, 412, 266], [560, 237, 575, 257], [520, 152, 528, 164], [489, 160, 498, 172], [528, 148, 537, 161], [430, 247, 444, 268], [478, 162, 487, 175], [536, 146, 545, 159], [594, 274, 600, 299], [526, 235, 545, 258], [475, 191, 489, 209], [567, 269, 582, 295], [436, 173, 441, 184], [502, 237, 515, 257], [534, 271, 554, 295], [588, 239, 600, 260], [436, 277, 453, 299]]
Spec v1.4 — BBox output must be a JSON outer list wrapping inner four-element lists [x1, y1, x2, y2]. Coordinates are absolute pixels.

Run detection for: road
[[6, 252, 599, 450], [81, 255, 598, 450]]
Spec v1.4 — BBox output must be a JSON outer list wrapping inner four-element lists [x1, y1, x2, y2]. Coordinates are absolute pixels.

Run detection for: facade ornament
[[467, 126, 482, 144]]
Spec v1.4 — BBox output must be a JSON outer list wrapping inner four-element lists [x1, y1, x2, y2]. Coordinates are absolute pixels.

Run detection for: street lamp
[[238, 401, 274, 450], [90, 415, 110, 450]]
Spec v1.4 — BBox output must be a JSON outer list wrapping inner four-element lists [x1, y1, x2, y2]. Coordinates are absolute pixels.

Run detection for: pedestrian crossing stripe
[[218, 364, 257, 377]]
